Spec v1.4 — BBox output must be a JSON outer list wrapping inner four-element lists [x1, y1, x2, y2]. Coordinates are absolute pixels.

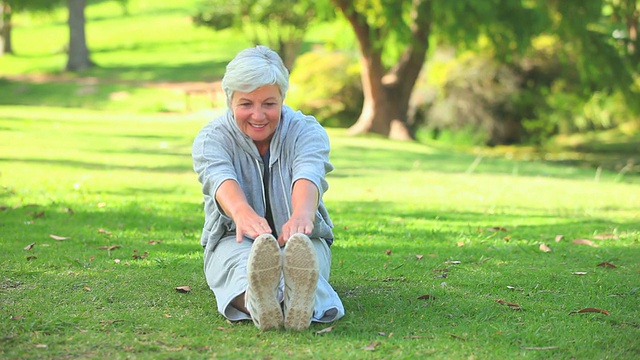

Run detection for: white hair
[[221, 45, 289, 107]]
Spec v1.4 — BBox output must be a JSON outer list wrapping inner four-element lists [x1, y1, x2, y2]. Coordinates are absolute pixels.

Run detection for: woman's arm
[[278, 179, 318, 246], [216, 179, 272, 243]]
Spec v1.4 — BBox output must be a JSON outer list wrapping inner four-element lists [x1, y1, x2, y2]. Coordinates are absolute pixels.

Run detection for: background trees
[[65, 0, 93, 71], [1, 0, 637, 146], [330, 0, 638, 143], [0, 0, 93, 71], [192, 0, 332, 70]]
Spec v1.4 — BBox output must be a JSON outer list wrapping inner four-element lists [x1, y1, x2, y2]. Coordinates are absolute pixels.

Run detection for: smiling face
[[231, 85, 283, 155]]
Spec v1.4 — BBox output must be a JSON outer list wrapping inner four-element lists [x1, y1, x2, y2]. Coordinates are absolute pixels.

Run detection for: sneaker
[[283, 233, 319, 331], [246, 234, 283, 330]]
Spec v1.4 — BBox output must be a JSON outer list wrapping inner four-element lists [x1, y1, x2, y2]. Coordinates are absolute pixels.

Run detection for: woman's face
[[231, 85, 283, 155]]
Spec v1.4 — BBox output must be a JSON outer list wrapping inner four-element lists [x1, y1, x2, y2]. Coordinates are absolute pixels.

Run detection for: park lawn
[[1, 106, 639, 359]]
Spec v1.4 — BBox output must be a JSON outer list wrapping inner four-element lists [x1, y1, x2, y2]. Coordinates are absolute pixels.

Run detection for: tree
[[603, 0, 639, 68], [193, 0, 331, 70], [1, 0, 61, 56], [331, 0, 431, 140], [65, 0, 93, 71], [1, 2, 10, 55], [332, 0, 637, 141], [330, 0, 549, 141]]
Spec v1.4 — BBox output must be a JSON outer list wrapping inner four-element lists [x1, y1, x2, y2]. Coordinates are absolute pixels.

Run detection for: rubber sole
[[246, 234, 283, 330], [283, 234, 319, 331]]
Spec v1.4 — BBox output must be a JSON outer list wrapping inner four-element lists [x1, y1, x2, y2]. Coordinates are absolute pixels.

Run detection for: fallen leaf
[[571, 272, 587, 275], [49, 234, 69, 241], [83, 286, 91, 291], [415, 254, 423, 260], [98, 228, 112, 236], [417, 294, 436, 300], [569, 307, 610, 316], [97, 202, 107, 208], [23, 242, 35, 251], [98, 245, 120, 250], [10, 315, 25, 320], [34, 344, 48, 349], [217, 326, 232, 332], [503, 236, 511, 242], [26, 256, 37, 261], [539, 243, 552, 252], [495, 299, 523, 310], [457, 241, 465, 247], [174, 286, 191, 293], [385, 249, 392, 255], [597, 262, 616, 268], [163, 313, 172, 318], [445, 260, 461, 265], [66, 207, 74, 215], [363, 341, 380, 351], [315, 325, 335, 334], [132, 250, 148, 260], [114, 259, 121, 264], [30, 211, 45, 218], [555, 235, 564, 242], [149, 240, 163, 245], [593, 233, 618, 240], [487, 227, 508, 232], [573, 238, 595, 246]]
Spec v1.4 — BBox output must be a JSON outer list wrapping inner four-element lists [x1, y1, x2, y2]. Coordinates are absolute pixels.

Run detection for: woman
[[192, 45, 345, 330]]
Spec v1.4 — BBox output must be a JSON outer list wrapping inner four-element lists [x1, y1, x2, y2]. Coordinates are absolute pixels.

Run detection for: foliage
[[287, 48, 362, 128], [192, 0, 332, 70], [422, 54, 522, 146]]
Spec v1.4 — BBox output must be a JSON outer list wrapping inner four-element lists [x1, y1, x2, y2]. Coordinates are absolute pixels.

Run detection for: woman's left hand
[[278, 217, 314, 246]]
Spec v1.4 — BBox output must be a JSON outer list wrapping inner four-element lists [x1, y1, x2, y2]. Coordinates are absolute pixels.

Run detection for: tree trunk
[[333, 0, 432, 141], [0, 2, 10, 56], [66, 0, 94, 71]]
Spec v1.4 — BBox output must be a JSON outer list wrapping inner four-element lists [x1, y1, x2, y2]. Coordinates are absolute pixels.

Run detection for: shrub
[[287, 48, 362, 128]]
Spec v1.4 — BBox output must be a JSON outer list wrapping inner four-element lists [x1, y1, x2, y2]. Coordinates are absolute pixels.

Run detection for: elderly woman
[[192, 45, 345, 330]]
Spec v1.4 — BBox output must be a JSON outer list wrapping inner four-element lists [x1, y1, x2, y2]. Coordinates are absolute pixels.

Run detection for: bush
[[287, 48, 362, 128], [416, 53, 524, 146]]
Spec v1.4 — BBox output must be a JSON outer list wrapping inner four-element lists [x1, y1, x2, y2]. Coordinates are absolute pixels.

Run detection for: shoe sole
[[283, 234, 319, 331], [247, 234, 283, 330]]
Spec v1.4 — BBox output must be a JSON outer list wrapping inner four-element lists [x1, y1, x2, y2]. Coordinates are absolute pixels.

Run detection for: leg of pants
[[203, 235, 345, 323]]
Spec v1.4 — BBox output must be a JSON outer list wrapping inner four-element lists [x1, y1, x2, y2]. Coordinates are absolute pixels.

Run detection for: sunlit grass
[[1, 108, 639, 359]]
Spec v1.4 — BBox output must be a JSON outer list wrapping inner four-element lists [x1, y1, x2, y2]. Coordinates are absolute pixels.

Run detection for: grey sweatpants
[[203, 235, 345, 323]]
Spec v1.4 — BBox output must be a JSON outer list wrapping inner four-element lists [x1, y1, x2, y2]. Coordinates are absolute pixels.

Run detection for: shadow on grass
[[0, 157, 192, 174], [331, 144, 640, 183]]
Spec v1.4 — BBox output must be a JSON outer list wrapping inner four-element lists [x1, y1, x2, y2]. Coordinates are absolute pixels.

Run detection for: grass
[[1, 107, 639, 359], [1, 0, 639, 358]]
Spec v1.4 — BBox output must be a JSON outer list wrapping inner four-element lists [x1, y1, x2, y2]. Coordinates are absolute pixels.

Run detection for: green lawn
[[1, 107, 638, 359], [1, 0, 639, 358]]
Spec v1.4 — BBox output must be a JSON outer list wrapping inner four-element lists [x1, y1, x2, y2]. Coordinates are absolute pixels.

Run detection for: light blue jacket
[[192, 105, 334, 252]]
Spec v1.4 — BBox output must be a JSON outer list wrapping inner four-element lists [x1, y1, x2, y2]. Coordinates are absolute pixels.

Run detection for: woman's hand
[[278, 216, 314, 246], [278, 179, 318, 246], [216, 179, 271, 243], [233, 207, 272, 243]]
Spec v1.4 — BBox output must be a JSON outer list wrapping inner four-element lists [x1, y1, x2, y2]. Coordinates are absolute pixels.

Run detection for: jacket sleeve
[[192, 121, 237, 248], [290, 115, 334, 198]]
